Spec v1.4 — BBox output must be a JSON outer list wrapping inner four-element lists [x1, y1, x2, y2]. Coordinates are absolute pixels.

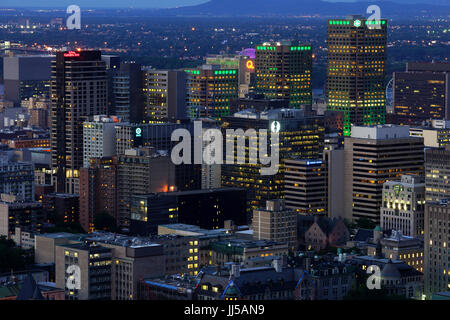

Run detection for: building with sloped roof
[[304, 216, 349, 251]]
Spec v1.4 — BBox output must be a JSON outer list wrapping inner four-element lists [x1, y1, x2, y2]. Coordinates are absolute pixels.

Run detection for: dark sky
[[0, 0, 209, 8]]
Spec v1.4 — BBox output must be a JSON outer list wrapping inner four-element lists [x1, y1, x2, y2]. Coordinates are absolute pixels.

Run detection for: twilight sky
[[0, 0, 209, 9]]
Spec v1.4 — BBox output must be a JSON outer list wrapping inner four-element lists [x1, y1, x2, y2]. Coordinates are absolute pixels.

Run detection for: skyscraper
[[79, 157, 118, 232], [117, 147, 176, 229], [394, 62, 450, 124], [284, 158, 327, 215], [50, 50, 108, 194], [327, 16, 387, 136], [83, 115, 119, 168], [143, 69, 187, 122], [3, 55, 53, 106], [255, 41, 312, 108], [221, 108, 324, 213], [185, 65, 238, 120], [424, 199, 450, 296], [343, 125, 424, 222], [424, 145, 450, 202], [110, 62, 144, 123], [206, 53, 255, 98]]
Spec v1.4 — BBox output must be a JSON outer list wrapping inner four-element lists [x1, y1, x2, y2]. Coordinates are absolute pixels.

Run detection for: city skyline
[[0, 1, 448, 305]]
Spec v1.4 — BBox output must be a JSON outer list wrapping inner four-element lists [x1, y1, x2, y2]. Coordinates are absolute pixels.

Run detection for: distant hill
[[161, 0, 450, 17]]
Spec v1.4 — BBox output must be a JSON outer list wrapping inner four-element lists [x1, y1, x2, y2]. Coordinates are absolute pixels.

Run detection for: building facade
[[343, 125, 424, 222], [50, 50, 108, 194], [327, 16, 387, 135]]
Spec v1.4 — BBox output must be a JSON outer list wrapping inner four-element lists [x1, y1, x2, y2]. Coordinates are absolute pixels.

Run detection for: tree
[[0, 236, 33, 273], [356, 218, 377, 230], [94, 210, 118, 232]]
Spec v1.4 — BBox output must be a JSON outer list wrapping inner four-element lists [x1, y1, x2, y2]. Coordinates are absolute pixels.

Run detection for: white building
[[83, 115, 120, 168], [381, 175, 425, 238]]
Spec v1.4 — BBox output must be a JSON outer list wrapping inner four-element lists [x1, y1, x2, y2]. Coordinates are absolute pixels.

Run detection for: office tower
[[143, 69, 187, 122], [79, 157, 118, 232], [201, 122, 221, 189], [42, 193, 80, 225], [410, 120, 450, 148], [343, 125, 424, 223], [55, 243, 112, 300], [117, 147, 176, 229], [327, 16, 387, 136], [82, 115, 120, 168], [255, 41, 312, 108], [380, 175, 425, 238], [425, 145, 450, 202], [110, 62, 144, 123], [284, 159, 327, 215], [205, 53, 255, 98], [101, 55, 120, 115], [0, 157, 35, 202], [394, 62, 450, 124], [0, 194, 43, 238], [51, 50, 108, 194], [3, 55, 53, 105], [252, 199, 297, 250], [114, 121, 194, 155], [323, 148, 345, 219], [424, 199, 450, 296], [185, 65, 238, 120], [129, 188, 247, 235], [221, 108, 324, 212]]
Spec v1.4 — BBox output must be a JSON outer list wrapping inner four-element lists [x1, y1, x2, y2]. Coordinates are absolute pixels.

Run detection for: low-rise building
[[304, 216, 349, 251]]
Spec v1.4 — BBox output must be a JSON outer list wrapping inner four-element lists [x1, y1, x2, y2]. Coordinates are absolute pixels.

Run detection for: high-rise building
[[284, 159, 327, 215], [327, 16, 387, 136], [380, 175, 425, 238], [185, 65, 238, 120], [425, 145, 450, 202], [206, 53, 255, 98], [110, 62, 144, 123], [255, 41, 312, 108], [50, 50, 108, 194], [117, 147, 176, 229], [114, 121, 194, 155], [79, 157, 118, 232], [3, 55, 53, 106], [82, 115, 120, 168], [0, 156, 35, 202], [424, 199, 450, 296], [143, 69, 187, 122], [252, 199, 297, 250], [343, 125, 424, 222], [394, 62, 450, 124], [323, 147, 345, 219], [221, 108, 324, 212]]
